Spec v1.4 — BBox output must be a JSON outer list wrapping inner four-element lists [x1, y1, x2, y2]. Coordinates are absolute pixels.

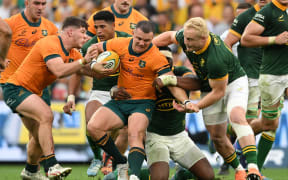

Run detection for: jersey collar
[[21, 11, 41, 27], [254, 4, 260, 11], [111, 4, 132, 18], [128, 39, 152, 57], [272, 0, 287, 11], [194, 35, 211, 55]]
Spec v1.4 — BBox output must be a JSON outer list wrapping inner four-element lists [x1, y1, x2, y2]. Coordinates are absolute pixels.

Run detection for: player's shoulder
[[131, 8, 148, 20], [41, 17, 56, 27], [4, 13, 22, 25]]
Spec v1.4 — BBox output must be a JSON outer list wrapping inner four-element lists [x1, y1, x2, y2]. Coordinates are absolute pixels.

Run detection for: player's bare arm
[[153, 74, 201, 92], [224, 31, 240, 50], [152, 31, 177, 46], [46, 44, 98, 78], [197, 77, 228, 109], [0, 19, 12, 69]]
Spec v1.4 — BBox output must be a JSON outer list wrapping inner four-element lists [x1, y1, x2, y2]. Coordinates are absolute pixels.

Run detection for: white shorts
[[259, 74, 288, 106], [201, 76, 249, 125], [145, 131, 206, 169], [88, 90, 111, 105]]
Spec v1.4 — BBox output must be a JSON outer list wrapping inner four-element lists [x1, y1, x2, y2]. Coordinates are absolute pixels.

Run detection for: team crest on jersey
[[139, 60, 146, 68], [42, 30, 48, 36], [200, 58, 205, 67], [130, 23, 136, 29], [69, 58, 74, 63]]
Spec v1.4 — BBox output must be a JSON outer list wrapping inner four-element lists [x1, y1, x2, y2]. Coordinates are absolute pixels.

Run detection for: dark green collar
[[111, 4, 132, 18], [128, 39, 152, 57], [21, 11, 41, 27], [58, 36, 69, 56]]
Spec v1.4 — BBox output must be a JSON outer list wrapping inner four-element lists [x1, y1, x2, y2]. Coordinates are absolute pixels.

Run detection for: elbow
[[240, 36, 252, 47], [54, 71, 66, 79]]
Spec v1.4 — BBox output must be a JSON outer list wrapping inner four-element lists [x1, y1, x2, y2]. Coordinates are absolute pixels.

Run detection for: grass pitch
[[0, 164, 287, 180]]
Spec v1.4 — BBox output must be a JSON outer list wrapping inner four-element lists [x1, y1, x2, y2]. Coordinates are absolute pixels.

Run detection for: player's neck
[[60, 34, 73, 52], [113, 4, 130, 14], [24, 9, 40, 23]]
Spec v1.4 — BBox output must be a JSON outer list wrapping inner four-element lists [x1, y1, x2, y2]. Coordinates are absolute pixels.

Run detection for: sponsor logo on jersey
[[130, 23, 136, 29], [32, 29, 37, 34]]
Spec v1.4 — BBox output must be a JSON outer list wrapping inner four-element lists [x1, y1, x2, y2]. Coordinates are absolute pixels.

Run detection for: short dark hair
[[237, 2, 252, 9], [136, 21, 155, 33], [62, 16, 88, 30], [93, 11, 115, 23]]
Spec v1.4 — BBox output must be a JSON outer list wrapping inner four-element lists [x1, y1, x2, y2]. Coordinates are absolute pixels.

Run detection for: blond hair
[[183, 17, 209, 38]]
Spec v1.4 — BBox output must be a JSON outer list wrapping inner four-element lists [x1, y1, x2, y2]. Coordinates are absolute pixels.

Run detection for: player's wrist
[[158, 75, 177, 86], [67, 94, 75, 103], [183, 99, 191, 105], [268, 36, 276, 45]]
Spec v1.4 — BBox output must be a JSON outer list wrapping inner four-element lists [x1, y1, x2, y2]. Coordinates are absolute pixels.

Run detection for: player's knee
[[40, 110, 54, 124], [230, 122, 254, 139], [210, 134, 226, 147]]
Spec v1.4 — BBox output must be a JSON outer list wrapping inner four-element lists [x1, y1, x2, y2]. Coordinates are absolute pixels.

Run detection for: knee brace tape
[[230, 122, 254, 140], [246, 108, 258, 119], [261, 106, 280, 120]]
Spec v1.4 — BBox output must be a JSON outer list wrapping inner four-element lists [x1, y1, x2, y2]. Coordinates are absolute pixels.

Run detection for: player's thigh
[[89, 102, 124, 131], [145, 132, 170, 167], [247, 85, 260, 119], [170, 131, 206, 170], [86, 90, 111, 122], [226, 76, 249, 118], [259, 74, 287, 107], [2, 83, 52, 123]]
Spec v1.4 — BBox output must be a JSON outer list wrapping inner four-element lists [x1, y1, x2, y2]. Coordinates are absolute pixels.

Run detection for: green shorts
[[2, 83, 51, 113], [104, 99, 155, 125]]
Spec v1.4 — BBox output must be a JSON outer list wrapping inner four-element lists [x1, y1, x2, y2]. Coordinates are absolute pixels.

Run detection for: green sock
[[87, 134, 102, 160], [242, 145, 257, 165], [140, 168, 150, 180], [39, 156, 47, 173], [45, 154, 58, 171], [173, 169, 195, 180], [224, 151, 240, 169], [257, 132, 275, 171], [25, 163, 38, 173], [227, 123, 235, 137], [128, 147, 146, 178], [95, 133, 126, 164]]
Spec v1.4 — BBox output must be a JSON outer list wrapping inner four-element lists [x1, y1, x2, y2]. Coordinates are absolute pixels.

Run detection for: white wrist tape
[[67, 94, 75, 103], [158, 75, 177, 86], [90, 59, 97, 69]]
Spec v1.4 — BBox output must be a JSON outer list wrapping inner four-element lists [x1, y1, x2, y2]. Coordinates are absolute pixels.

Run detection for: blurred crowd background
[[0, 0, 255, 101]]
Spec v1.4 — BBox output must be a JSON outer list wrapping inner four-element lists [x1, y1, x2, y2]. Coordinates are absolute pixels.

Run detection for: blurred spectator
[[214, 3, 235, 35], [154, 10, 175, 34], [0, 0, 13, 19], [166, 0, 188, 27], [134, 0, 158, 20], [187, 3, 214, 32], [204, 0, 238, 26], [9, 6, 20, 17], [150, 0, 187, 12], [54, 0, 73, 27]]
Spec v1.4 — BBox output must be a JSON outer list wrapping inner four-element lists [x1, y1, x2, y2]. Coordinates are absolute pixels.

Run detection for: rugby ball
[[91, 51, 120, 72]]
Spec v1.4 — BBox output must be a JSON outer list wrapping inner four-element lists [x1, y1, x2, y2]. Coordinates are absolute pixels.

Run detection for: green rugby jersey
[[252, 0, 288, 75], [175, 29, 246, 92], [230, 4, 262, 79], [147, 66, 193, 136], [81, 31, 131, 91]]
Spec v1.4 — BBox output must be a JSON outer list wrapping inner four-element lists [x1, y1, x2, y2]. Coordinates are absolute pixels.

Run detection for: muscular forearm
[[68, 73, 81, 95], [176, 76, 201, 91], [241, 34, 270, 47], [152, 31, 176, 47], [197, 90, 224, 109], [168, 86, 189, 104]]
